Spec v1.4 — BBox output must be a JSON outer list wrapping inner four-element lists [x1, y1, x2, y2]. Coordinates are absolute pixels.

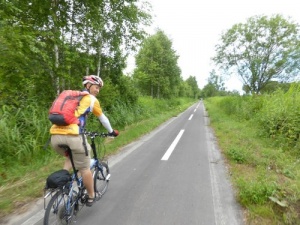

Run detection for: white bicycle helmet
[[82, 75, 104, 87]]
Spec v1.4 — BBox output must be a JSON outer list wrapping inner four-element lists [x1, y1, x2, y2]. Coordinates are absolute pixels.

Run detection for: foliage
[[204, 93, 300, 224], [226, 147, 247, 164], [211, 95, 264, 120], [185, 76, 200, 98], [258, 81, 292, 94], [0, 0, 151, 107], [208, 83, 300, 150], [178, 80, 193, 98], [237, 177, 278, 205], [213, 14, 300, 94], [0, 102, 50, 182], [256, 83, 300, 149], [201, 69, 226, 97], [133, 29, 184, 98]]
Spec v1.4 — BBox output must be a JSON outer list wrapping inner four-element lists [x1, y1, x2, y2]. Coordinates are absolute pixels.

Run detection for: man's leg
[[81, 168, 94, 199], [63, 157, 72, 170]]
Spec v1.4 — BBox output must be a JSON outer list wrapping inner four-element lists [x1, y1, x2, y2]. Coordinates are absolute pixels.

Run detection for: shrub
[[257, 84, 300, 149], [237, 177, 278, 205]]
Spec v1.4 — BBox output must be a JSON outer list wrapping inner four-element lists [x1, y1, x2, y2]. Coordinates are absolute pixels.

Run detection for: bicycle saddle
[[58, 144, 71, 150]]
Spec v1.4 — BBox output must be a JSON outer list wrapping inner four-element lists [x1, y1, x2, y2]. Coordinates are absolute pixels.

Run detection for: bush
[[206, 83, 300, 151], [237, 177, 278, 205], [257, 84, 300, 149], [0, 103, 50, 185]]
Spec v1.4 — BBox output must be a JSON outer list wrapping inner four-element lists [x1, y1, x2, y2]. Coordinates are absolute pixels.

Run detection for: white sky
[[125, 0, 300, 92]]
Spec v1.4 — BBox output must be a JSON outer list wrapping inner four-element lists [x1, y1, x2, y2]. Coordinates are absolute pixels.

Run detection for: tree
[[202, 70, 226, 97], [178, 80, 193, 98], [186, 76, 200, 99], [213, 14, 300, 94], [259, 81, 291, 94], [134, 29, 181, 98]]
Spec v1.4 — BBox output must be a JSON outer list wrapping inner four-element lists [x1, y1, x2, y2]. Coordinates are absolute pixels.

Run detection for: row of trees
[[133, 30, 199, 99], [0, 1, 200, 112], [5, 5, 298, 104], [201, 69, 294, 98], [131, 15, 300, 99], [133, 14, 300, 99]]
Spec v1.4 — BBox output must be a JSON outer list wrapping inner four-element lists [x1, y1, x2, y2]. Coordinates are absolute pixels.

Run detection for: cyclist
[[50, 75, 118, 207]]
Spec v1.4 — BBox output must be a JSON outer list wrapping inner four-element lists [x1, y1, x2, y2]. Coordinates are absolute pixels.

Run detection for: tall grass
[[0, 104, 50, 183], [256, 85, 300, 150], [208, 83, 300, 151], [204, 83, 300, 224]]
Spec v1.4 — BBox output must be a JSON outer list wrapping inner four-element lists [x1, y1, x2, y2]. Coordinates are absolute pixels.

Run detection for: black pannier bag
[[46, 169, 71, 189]]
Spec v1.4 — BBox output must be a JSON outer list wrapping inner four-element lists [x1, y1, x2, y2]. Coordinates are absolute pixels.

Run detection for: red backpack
[[48, 90, 89, 126]]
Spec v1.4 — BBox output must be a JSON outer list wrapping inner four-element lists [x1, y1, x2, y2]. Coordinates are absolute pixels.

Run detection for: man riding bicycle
[[50, 75, 118, 207]]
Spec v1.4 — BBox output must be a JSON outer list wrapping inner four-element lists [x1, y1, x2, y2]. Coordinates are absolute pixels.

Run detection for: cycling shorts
[[50, 134, 91, 170]]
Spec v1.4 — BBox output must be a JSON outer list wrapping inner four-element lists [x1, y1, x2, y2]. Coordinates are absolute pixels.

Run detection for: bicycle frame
[[87, 131, 111, 180]]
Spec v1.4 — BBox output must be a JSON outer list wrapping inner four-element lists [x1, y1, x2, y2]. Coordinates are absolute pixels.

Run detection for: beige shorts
[[51, 134, 91, 170]]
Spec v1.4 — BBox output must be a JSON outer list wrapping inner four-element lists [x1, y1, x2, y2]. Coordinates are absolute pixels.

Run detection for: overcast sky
[[125, 0, 300, 92]]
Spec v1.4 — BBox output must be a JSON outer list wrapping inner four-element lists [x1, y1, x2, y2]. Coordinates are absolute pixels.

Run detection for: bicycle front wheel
[[43, 190, 76, 225], [93, 161, 110, 200]]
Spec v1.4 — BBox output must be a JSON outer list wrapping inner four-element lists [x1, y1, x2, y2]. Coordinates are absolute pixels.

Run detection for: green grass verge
[[204, 98, 300, 225]]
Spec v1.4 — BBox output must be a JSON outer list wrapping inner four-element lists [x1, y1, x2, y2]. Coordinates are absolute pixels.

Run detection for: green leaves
[[256, 84, 300, 148], [0, 0, 151, 107], [213, 14, 300, 94], [134, 30, 183, 98]]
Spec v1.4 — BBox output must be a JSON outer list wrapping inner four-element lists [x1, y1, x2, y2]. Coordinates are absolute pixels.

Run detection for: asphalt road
[[5, 101, 244, 225]]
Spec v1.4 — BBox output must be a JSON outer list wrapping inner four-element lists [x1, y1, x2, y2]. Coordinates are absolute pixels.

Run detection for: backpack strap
[[82, 133, 88, 156]]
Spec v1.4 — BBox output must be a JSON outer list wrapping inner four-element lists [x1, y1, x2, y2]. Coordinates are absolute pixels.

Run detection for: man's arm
[[98, 114, 113, 133]]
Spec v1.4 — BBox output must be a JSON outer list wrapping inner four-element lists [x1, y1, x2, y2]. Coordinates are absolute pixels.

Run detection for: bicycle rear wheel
[[93, 161, 110, 200], [43, 190, 76, 225]]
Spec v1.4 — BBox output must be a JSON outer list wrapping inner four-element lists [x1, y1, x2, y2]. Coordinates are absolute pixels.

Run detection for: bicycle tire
[[43, 190, 76, 225], [93, 161, 110, 200]]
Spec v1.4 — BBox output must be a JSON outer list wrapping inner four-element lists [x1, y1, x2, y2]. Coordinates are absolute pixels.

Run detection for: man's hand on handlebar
[[109, 130, 119, 137]]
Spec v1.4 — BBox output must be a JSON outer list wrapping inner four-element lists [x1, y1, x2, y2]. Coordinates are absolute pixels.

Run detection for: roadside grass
[[204, 98, 300, 225], [0, 98, 196, 220], [0, 154, 63, 216]]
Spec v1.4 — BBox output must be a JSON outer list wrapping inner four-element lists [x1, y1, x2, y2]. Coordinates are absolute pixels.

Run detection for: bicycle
[[43, 131, 112, 225]]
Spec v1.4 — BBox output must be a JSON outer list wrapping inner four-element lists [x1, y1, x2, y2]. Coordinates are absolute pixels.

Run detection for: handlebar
[[84, 131, 114, 138]]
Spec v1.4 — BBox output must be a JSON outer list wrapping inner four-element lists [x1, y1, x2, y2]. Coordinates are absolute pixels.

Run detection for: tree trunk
[[51, 0, 60, 95], [97, 39, 102, 77], [151, 81, 153, 98], [85, 16, 90, 75]]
